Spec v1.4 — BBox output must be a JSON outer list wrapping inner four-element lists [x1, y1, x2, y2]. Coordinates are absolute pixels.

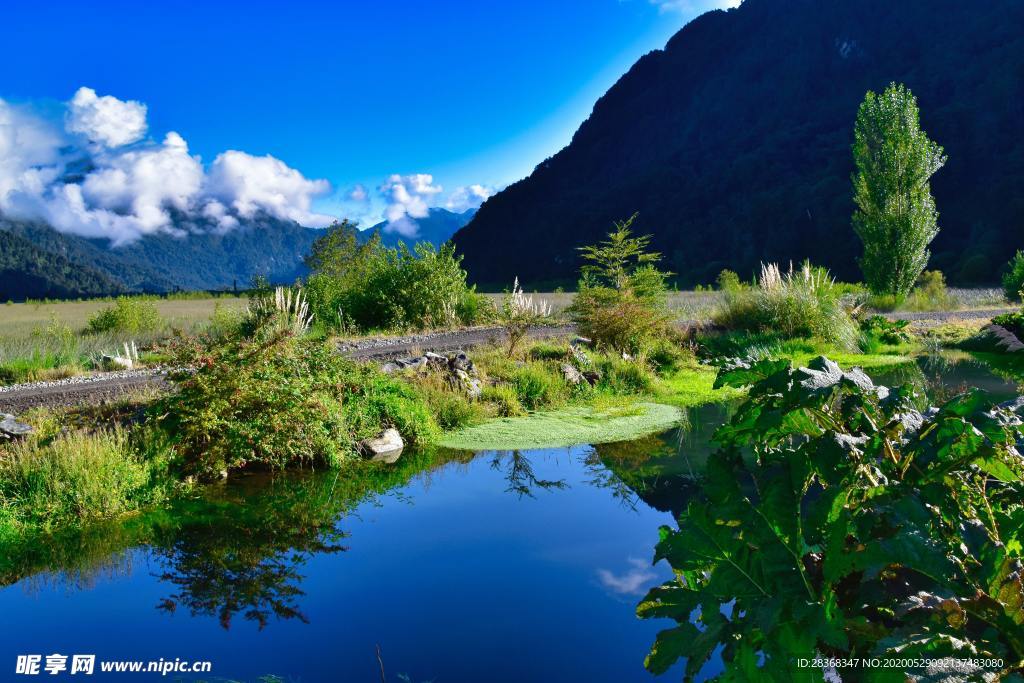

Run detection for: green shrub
[[904, 269, 952, 310], [428, 393, 480, 431], [595, 356, 655, 394], [0, 427, 172, 536], [859, 314, 911, 346], [567, 216, 671, 354], [1003, 250, 1024, 302], [715, 269, 743, 292], [304, 223, 490, 333], [152, 330, 437, 480], [87, 297, 163, 334], [714, 262, 858, 351], [511, 365, 565, 410], [480, 385, 526, 417]]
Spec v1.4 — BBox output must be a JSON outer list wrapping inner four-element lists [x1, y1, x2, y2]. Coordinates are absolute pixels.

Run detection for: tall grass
[[0, 427, 172, 539], [714, 262, 859, 351]]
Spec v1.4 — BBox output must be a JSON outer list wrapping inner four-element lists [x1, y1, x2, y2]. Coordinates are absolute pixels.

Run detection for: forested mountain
[[453, 0, 1024, 288], [0, 229, 123, 300], [0, 214, 327, 298], [360, 208, 476, 249]]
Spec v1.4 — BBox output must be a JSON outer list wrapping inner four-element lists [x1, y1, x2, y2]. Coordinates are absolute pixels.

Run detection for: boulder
[[359, 428, 404, 463], [381, 362, 402, 374], [571, 336, 593, 347], [582, 370, 602, 387], [424, 352, 449, 369], [0, 413, 33, 441], [449, 351, 473, 373], [561, 363, 585, 385]]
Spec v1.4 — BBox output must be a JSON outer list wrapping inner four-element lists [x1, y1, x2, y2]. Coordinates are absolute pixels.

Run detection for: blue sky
[[0, 0, 737, 233]]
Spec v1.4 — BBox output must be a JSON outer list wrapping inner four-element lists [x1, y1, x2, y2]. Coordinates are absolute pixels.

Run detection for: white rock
[[0, 413, 33, 440], [359, 428, 404, 463]]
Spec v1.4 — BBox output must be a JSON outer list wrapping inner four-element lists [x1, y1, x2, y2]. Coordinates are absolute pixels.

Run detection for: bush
[[905, 269, 952, 310], [594, 356, 655, 394], [304, 226, 491, 333], [1003, 250, 1024, 301], [0, 427, 172, 536], [567, 216, 671, 354], [480, 385, 526, 417], [859, 314, 911, 346], [152, 329, 437, 480], [715, 269, 743, 292], [87, 297, 163, 334], [498, 278, 552, 357], [510, 365, 566, 410], [714, 262, 858, 351]]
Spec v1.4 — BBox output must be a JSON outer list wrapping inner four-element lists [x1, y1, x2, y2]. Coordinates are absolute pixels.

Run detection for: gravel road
[[0, 324, 578, 414], [0, 309, 1013, 414]]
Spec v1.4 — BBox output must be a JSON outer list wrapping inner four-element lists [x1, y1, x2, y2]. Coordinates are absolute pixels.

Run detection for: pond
[[0, 352, 1019, 682]]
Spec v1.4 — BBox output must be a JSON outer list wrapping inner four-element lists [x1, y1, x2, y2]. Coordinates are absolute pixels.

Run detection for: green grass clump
[[714, 262, 858, 351], [87, 297, 164, 334], [0, 427, 173, 540], [479, 385, 527, 417], [510, 365, 568, 409]]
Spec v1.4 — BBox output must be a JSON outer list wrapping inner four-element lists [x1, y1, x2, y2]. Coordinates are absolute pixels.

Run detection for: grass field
[[0, 297, 248, 342]]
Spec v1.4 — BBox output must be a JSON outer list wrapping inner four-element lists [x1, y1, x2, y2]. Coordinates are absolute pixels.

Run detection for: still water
[[0, 353, 1017, 682]]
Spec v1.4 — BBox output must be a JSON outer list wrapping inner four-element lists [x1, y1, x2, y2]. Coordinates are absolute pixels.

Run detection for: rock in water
[[359, 428, 404, 463], [0, 414, 33, 441]]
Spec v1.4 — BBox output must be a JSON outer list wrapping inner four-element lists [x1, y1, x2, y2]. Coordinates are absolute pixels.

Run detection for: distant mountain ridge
[[0, 214, 326, 299], [0, 206, 475, 301], [453, 0, 1024, 287], [360, 208, 476, 249]]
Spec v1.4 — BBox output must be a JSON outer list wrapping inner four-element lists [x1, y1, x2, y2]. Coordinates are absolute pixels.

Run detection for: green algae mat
[[439, 402, 684, 451]]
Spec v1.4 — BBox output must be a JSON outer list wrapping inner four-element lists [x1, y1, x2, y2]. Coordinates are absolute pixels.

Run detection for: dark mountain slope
[[453, 0, 1024, 288], [0, 230, 124, 301]]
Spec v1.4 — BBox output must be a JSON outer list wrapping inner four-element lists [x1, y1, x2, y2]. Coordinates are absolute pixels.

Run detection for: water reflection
[[489, 451, 569, 498]]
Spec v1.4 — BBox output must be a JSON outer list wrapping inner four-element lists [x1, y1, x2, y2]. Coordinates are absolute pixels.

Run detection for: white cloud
[[348, 183, 368, 202], [378, 173, 444, 238], [596, 558, 658, 596], [0, 87, 337, 243], [81, 131, 203, 231], [0, 99, 64, 206], [444, 184, 493, 213], [206, 150, 333, 227], [65, 87, 147, 148], [649, 0, 741, 14]]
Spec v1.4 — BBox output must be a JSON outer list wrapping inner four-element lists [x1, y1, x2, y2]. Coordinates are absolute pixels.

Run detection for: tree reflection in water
[[490, 451, 568, 498]]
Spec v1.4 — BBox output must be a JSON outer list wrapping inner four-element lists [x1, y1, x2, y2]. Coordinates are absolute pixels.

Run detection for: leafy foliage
[[638, 355, 1024, 680], [86, 297, 164, 334], [859, 314, 911, 345], [152, 323, 437, 480], [304, 220, 489, 332], [567, 215, 671, 353], [1003, 251, 1024, 302], [853, 83, 947, 297]]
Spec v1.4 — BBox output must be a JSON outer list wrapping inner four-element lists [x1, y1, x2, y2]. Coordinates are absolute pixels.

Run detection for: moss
[[438, 402, 683, 451]]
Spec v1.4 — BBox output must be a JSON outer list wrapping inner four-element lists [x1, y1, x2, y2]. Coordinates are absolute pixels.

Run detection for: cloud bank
[[0, 87, 334, 244], [376, 174, 494, 238], [649, 0, 741, 13]]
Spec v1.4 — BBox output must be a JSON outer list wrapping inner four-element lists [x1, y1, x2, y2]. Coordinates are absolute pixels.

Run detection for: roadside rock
[[561, 363, 585, 385], [0, 413, 33, 440], [359, 428, 404, 463]]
